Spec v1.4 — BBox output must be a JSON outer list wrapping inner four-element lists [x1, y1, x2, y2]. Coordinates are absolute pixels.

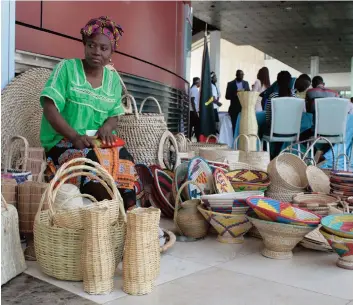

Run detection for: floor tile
[[2, 274, 94, 305], [218, 247, 353, 300], [167, 235, 262, 266], [24, 255, 209, 304], [105, 267, 348, 305]]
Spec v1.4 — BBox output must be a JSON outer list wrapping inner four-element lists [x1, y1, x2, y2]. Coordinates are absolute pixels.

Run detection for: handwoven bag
[[234, 134, 270, 172], [1, 195, 27, 285], [123, 207, 161, 295], [116, 95, 168, 165]]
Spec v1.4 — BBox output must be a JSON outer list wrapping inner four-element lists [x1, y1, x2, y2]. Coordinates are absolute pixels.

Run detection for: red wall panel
[[15, 25, 187, 91], [41, 1, 178, 73], [15, 1, 41, 27]]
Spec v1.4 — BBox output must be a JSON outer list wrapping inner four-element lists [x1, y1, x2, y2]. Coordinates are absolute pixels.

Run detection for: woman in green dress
[[41, 16, 136, 209]]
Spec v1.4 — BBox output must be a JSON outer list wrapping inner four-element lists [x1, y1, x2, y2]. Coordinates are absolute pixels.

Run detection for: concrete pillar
[[210, 30, 221, 89], [1, 0, 16, 90], [310, 56, 320, 78]]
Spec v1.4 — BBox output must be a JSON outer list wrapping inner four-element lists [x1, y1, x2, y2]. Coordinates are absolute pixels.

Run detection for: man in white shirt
[[189, 77, 201, 139], [211, 72, 222, 133]]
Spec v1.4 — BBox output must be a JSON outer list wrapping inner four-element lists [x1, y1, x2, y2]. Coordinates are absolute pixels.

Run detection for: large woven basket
[[199, 147, 239, 169], [117, 95, 168, 165], [48, 158, 122, 230], [187, 135, 229, 155], [1, 195, 27, 285], [34, 161, 127, 281], [1, 68, 52, 165], [123, 207, 161, 295], [234, 134, 270, 172]]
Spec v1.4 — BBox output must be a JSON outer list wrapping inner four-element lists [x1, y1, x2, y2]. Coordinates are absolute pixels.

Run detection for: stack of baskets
[[34, 158, 127, 281], [292, 192, 339, 216], [117, 95, 168, 166]]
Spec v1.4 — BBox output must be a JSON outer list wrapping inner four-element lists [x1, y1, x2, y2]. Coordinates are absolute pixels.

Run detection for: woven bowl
[[321, 214, 353, 239], [319, 227, 353, 270], [187, 157, 214, 199], [214, 168, 234, 194], [246, 197, 321, 227], [226, 169, 270, 192], [197, 204, 252, 243], [247, 216, 314, 259]]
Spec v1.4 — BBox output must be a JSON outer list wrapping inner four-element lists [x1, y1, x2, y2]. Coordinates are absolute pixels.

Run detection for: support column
[[210, 30, 221, 87], [310, 56, 320, 77], [1, 0, 16, 90]]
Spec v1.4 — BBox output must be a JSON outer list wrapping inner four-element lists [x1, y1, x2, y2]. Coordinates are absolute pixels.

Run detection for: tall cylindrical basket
[[123, 207, 161, 295], [82, 206, 115, 295]]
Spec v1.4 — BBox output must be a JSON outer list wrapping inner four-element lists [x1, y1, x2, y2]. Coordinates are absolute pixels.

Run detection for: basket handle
[[175, 133, 187, 152], [158, 130, 181, 171], [233, 134, 250, 151], [247, 134, 262, 152], [335, 153, 351, 170], [139, 96, 163, 114], [5, 135, 29, 173], [173, 180, 204, 236], [302, 136, 335, 170], [206, 134, 218, 143], [59, 193, 98, 209], [121, 94, 139, 119], [36, 161, 47, 183]]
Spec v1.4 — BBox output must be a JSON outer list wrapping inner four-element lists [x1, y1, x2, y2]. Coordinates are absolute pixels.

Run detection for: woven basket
[[199, 147, 239, 168], [117, 95, 168, 165], [292, 192, 339, 211], [234, 134, 270, 172], [123, 207, 161, 295], [158, 130, 180, 171], [18, 181, 48, 234], [187, 135, 229, 155], [265, 184, 299, 203], [82, 206, 115, 295], [1, 195, 27, 285], [160, 228, 176, 253], [48, 158, 122, 230], [174, 181, 209, 238], [248, 216, 314, 259], [1, 68, 52, 165], [175, 133, 189, 152], [1, 178, 17, 207]]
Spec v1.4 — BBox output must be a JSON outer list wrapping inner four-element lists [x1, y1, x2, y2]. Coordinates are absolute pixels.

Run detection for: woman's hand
[[71, 135, 93, 149], [97, 117, 118, 146]]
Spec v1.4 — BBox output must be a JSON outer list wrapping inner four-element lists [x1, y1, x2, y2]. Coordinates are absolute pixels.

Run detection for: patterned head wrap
[[80, 16, 123, 50]]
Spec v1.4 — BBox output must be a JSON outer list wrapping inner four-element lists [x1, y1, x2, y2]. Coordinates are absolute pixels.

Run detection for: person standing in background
[[211, 72, 222, 134], [252, 67, 271, 112], [349, 97, 353, 114], [189, 77, 201, 139], [225, 70, 250, 135]]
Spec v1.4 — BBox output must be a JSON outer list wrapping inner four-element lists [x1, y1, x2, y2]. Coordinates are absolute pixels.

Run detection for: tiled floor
[[2, 219, 353, 305]]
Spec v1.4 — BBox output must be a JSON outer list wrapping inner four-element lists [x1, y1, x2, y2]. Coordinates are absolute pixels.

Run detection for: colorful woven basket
[[153, 169, 174, 219], [321, 214, 353, 239], [319, 227, 353, 270], [187, 157, 214, 199], [214, 168, 234, 194], [225, 169, 270, 191], [246, 196, 321, 227], [197, 204, 251, 243]]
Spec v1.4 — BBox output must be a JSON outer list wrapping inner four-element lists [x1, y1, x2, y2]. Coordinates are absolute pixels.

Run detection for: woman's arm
[[43, 98, 92, 149]]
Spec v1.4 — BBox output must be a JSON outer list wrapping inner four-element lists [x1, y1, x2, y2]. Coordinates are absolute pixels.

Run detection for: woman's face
[[84, 33, 113, 68]]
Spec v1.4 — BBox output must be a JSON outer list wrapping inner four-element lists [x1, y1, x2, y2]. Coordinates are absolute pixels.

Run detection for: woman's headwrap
[[80, 16, 123, 50]]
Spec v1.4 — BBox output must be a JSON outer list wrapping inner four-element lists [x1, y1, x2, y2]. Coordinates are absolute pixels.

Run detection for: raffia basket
[[117, 95, 168, 165], [123, 207, 161, 295], [82, 207, 115, 295], [292, 192, 339, 216], [34, 160, 127, 281], [48, 158, 122, 230], [1, 195, 27, 285], [234, 134, 270, 172], [158, 130, 181, 171], [1, 178, 18, 207], [187, 135, 229, 156], [199, 147, 239, 168], [265, 184, 299, 203]]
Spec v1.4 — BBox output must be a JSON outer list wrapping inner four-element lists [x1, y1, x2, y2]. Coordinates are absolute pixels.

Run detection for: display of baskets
[[234, 134, 270, 172], [319, 227, 353, 270], [292, 192, 339, 216], [187, 157, 214, 199], [1, 195, 27, 285], [34, 159, 127, 281], [198, 203, 252, 244], [116, 95, 168, 165], [226, 169, 270, 191], [213, 168, 234, 193], [248, 215, 315, 259], [152, 169, 174, 218], [246, 197, 321, 227], [321, 214, 353, 239]]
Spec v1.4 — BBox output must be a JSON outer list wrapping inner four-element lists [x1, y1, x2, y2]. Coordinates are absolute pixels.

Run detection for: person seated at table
[[265, 71, 297, 158], [40, 16, 136, 210], [252, 67, 271, 112]]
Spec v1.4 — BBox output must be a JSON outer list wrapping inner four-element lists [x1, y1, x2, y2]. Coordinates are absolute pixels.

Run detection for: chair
[[309, 98, 349, 170], [262, 97, 305, 154]]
